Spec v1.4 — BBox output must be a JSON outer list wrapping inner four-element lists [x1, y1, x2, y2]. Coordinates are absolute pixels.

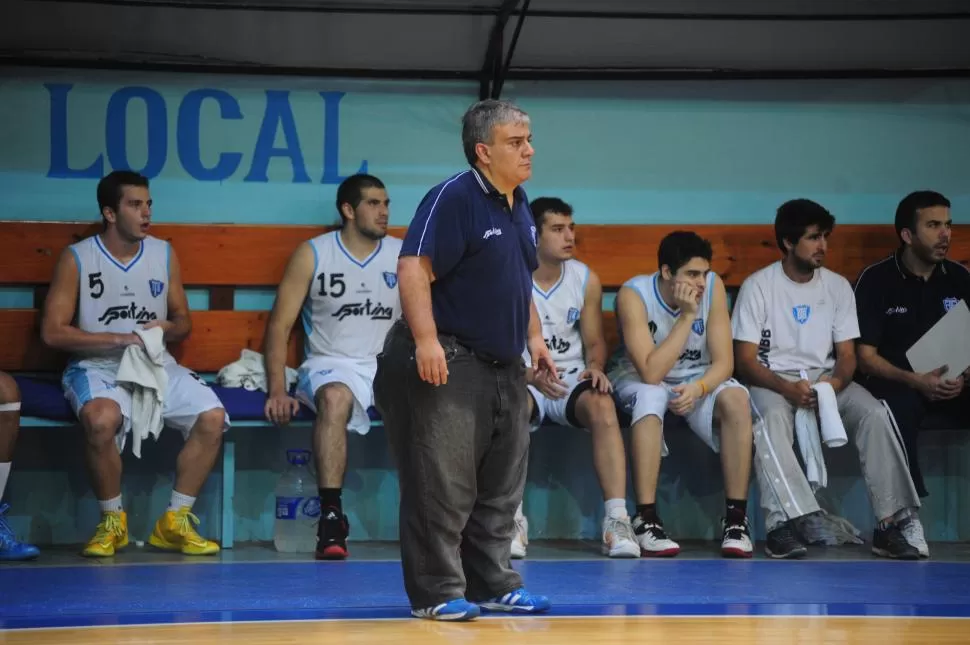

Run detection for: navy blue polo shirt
[[855, 249, 970, 371], [400, 167, 538, 364]]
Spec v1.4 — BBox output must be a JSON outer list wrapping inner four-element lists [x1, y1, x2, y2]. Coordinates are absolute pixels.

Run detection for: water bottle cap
[[286, 449, 311, 465]]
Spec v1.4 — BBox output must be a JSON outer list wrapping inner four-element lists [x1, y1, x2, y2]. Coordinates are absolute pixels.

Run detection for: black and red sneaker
[[315, 506, 349, 560]]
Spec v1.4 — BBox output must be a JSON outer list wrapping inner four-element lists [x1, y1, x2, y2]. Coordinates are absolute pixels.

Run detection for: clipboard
[[906, 299, 970, 377]]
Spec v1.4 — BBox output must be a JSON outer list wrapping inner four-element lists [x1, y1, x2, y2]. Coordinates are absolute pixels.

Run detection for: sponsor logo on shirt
[[331, 299, 394, 321], [97, 303, 159, 325]]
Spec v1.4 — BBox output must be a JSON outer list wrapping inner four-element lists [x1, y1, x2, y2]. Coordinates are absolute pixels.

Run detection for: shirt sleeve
[[731, 275, 766, 344], [832, 275, 861, 343], [852, 265, 886, 348], [400, 177, 468, 280]]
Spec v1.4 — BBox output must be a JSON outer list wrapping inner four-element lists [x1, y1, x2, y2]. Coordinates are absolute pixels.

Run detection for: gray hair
[[461, 99, 530, 165]]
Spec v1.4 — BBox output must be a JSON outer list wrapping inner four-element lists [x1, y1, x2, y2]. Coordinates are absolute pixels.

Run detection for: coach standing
[[374, 99, 557, 622]]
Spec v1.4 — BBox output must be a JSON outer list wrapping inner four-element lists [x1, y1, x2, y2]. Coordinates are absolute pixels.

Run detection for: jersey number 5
[[316, 272, 346, 298], [88, 272, 104, 299]]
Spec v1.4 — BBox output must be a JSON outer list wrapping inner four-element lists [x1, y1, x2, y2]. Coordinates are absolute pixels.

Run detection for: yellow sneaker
[[82, 511, 129, 557], [149, 506, 220, 556]]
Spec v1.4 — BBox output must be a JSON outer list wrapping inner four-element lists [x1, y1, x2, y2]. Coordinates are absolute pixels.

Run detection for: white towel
[[794, 377, 848, 491], [216, 348, 298, 393], [115, 326, 167, 459]]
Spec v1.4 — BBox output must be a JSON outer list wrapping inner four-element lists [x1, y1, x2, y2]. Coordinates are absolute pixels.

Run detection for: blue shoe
[[479, 588, 551, 613], [411, 598, 481, 621], [0, 504, 40, 561]]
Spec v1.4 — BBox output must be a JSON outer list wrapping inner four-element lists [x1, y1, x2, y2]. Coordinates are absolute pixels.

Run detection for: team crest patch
[[792, 305, 811, 325], [943, 297, 959, 312], [148, 279, 165, 298], [382, 271, 398, 288], [566, 307, 580, 325], [691, 318, 705, 335]]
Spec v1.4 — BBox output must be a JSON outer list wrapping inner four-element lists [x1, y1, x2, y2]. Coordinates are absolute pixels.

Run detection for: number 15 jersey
[[301, 231, 403, 361]]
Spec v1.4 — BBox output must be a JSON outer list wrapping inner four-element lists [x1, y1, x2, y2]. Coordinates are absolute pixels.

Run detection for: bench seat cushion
[[11, 375, 382, 424]]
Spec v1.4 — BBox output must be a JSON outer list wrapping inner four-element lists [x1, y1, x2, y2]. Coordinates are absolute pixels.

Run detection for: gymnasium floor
[[3, 540, 970, 644]]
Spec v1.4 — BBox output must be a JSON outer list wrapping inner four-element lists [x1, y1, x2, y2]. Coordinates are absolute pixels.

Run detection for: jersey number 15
[[316, 272, 346, 298]]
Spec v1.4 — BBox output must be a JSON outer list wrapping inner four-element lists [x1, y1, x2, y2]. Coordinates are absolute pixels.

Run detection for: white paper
[[906, 299, 970, 377]]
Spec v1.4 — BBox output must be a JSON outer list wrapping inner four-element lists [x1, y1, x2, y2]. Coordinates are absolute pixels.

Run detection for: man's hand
[[531, 370, 569, 400], [784, 379, 817, 409], [528, 335, 563, 388], [672, 281, 700, 317], [580, 368, 612, 394], [912, 365, 959, 401], [818, 374, 844, 393], [415, 337, 449, 386], [117, 332, 145, 350], [669, 381, 703, 416], [265, 392, 301, 426]]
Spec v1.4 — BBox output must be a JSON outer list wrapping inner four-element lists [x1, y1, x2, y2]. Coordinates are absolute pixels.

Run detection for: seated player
[[0, 371, 39, 560], [514, 197, 640, 559], [41, 170, 228, 558], [732, 198, 922, 560], [263, 174, 401, 560], [853, 190, 969, 558], [610, 231, 755, 558]]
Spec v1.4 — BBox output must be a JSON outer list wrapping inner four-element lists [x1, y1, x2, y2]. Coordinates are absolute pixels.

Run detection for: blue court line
[[3, 559, 970, 630]]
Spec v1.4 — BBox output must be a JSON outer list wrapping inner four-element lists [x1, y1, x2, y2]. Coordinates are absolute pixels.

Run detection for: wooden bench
[[1, 220, 967, 546]]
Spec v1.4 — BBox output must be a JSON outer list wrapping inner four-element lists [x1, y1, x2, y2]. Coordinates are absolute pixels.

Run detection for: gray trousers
[[750, 370, 920, 532], [373, 320, 529, 609]]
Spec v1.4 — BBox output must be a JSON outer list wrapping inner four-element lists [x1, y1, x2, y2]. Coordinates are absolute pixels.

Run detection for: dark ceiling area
[[1, 0, 969, 97]]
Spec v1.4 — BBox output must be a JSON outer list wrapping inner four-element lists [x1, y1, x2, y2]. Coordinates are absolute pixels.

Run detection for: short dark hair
[[657, 231, 713, 275], [529, 197, 573, 233], [97, 170, 149, 217], [774, 199, 835, 253], [895, 190, 951, 242], [336, 174, 386, 222]]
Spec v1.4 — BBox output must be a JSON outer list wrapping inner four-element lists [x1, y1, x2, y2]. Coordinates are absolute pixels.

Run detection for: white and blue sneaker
[[411, 598, 481, 621], [479, 587, 551, 614]]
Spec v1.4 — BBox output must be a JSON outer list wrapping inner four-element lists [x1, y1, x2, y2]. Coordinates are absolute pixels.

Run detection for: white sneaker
[[632, 516, 681, 557], [600, 515, 641, 558], [720, 517, 754, 558], [900, 513, 929, 558], [510, 514, 528, 559]]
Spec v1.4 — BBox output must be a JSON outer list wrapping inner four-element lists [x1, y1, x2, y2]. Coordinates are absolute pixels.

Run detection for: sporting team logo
[[691, 318, 705, 335], [382, 271, 398, 288], [943, 297, 959, 312], [792, 305, 811, 325], [566, 307, 580, 325], [148, 279, 165, 298], [530, 225, 537, 246]]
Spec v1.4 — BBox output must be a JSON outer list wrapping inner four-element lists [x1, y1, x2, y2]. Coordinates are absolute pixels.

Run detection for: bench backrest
[[1, 220, 966, 372]]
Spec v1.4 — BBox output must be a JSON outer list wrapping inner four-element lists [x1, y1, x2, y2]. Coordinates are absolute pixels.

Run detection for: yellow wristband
[[698, 380, 708, 396]]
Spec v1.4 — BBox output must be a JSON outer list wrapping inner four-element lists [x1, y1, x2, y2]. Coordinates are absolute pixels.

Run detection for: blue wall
[[2, 67, 969, 547]]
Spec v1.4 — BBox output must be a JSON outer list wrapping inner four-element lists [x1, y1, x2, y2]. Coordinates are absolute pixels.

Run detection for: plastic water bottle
[[273, 449, 320, 553]]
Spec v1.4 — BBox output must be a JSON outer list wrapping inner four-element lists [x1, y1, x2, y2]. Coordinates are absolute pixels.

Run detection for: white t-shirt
[[731, 261, 860, 373]]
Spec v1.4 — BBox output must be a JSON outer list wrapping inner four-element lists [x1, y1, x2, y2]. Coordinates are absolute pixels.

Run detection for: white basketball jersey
[[612, 271, 715, 384], [523, 259, 590, 374], [301, 231, 403, 361], [71, 234, 172, 365]]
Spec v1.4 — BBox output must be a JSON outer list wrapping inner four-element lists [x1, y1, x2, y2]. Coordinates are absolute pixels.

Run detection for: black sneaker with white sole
[[765, 522, 808, 559], [872, 524, 920, 560]]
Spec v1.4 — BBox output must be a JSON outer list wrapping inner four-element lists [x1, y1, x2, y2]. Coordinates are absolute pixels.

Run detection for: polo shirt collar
[[893, 247, 948, 281], [470, 166, 526, 203]]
